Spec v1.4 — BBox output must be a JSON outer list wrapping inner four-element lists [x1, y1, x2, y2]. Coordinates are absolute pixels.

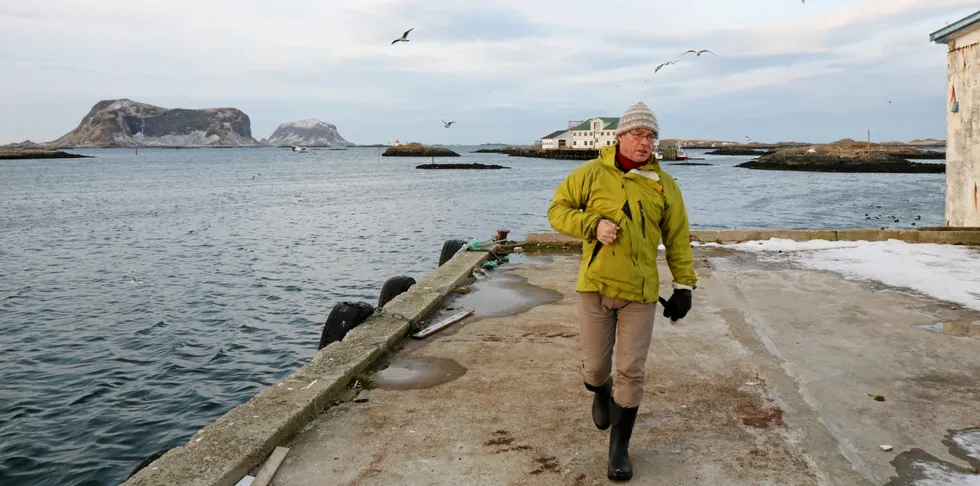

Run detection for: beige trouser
[[578, 291, 656, 408]]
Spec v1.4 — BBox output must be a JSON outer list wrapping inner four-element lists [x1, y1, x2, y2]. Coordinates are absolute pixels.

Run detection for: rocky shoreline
[[415, 163, 509, 170], [737, 151, 944, 173], [0, 149, 92, 160], [383, 143, 460, 157], [705, 147, 769, 156]]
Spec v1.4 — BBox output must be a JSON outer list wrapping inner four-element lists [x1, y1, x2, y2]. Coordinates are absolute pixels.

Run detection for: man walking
[[547, 101, 697, 481]]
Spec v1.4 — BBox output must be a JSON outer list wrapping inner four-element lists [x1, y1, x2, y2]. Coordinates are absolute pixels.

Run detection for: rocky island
[[383, 143, 460, 157], [0, 149, 92, 160], [736, 141, 945, 173], [264, 119, 350, 147], [25, 99, 261, 148], [416, 162, 508, 170], [705, 147, 769, 156]]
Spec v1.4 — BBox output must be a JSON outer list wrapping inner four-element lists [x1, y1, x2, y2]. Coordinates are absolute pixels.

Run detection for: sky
[[0, 0, 976, 146]]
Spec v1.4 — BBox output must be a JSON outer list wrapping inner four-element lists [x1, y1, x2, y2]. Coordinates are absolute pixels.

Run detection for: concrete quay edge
[[523, 228, 980, 247], [121, 250, 490, 486]]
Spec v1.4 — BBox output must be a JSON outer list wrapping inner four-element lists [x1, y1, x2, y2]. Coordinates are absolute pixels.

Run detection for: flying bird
[[655, 60, 679, 73], [392, 28, 413, 44], [442, 119, 455, 128], [681, 49, 715, 57]]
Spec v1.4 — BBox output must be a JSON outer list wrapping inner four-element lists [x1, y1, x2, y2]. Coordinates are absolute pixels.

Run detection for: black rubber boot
[[608, 398, 639, 481], [584, 378, 612, 430]]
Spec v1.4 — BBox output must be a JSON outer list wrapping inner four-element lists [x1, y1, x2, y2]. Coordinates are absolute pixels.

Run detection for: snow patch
[[700, 238, 980, 310], [908, 461, 980, 485], [952, 429, 980, 462], [110, 130, 249, 147], [289, 118, 327, 129]]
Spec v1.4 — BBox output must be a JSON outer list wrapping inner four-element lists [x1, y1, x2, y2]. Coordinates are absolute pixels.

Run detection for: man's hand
[[596, 219, 620, 245], [660, 289, 692, 322]]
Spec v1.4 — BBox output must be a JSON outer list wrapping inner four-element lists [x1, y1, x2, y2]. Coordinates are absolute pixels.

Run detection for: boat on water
[[655, 145, 688, 161], [676, 146, 688, 160]]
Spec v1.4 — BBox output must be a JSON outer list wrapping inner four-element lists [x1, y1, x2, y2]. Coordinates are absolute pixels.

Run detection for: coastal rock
[[736, 148, 945, 173], [908, 138, 945, 147], [1, 140, 44, 149], [704, 147, 769, 156], [0, 149, 92, 160], [663, 139, 810, 149], [41, 99, 260, 148], [416, 163, 508, 170], [383, 143, 460, 157], [265, 119, 351, 147]]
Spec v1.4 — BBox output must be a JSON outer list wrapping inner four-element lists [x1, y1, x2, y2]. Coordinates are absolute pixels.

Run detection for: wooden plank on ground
[[252, 446, 290, 486], [412, 309, 475, 339]]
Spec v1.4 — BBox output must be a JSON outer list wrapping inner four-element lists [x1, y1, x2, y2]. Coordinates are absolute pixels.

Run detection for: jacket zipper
[[624, 178, 645, 299], [638, 201, 647, 238]]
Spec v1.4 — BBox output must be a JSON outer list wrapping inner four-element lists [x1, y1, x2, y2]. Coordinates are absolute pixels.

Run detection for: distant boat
[[676, 146, 688, 160]]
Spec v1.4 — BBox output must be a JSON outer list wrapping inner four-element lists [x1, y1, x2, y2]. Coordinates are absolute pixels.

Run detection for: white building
[[538, 117, 620, 150], [931, 10, 980, 227], [539, 129, 571, 150], [569, 117, 620, 149]]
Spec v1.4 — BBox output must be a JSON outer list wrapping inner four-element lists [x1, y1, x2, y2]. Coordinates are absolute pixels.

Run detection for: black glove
[[659, 289, 692, 321]]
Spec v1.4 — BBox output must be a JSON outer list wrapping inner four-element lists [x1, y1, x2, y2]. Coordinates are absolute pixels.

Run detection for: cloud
[[0, 0, 973, 144]]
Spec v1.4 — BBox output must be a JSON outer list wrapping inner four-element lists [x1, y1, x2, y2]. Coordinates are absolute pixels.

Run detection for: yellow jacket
[[547, 144, 697, 303]]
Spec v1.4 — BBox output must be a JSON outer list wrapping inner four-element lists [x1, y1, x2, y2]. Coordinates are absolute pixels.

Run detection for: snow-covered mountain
[[265, 119, 351, 147], [41, 99, 261, 148]]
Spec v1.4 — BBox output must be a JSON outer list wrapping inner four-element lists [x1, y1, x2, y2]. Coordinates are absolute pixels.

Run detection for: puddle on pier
[[504, 253, 553, 265], [372, 357, 466, 390], [443, 269, 563, 323], [885, 427, 980, 485], [914, 322, 945, 333]]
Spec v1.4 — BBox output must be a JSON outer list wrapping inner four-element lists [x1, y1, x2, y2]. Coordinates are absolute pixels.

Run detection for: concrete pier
[[267, 247, 980, 485]]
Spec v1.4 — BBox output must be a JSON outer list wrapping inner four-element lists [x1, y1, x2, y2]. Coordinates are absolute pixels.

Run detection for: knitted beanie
[[615, 102, 659, 137]]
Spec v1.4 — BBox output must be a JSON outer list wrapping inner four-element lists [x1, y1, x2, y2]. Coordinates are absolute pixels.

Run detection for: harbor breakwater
[[122, 227, 980, 485]]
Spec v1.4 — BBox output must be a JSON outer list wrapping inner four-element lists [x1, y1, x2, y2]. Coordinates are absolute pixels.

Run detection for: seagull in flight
[[392, 28, 413, 45], [442, 119, 455, 128], [682, 49, 715, 57], [655, 60, 679, 73]]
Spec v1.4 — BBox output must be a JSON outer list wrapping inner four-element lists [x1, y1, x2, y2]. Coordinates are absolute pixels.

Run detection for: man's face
[[617, 128, 657, 163]]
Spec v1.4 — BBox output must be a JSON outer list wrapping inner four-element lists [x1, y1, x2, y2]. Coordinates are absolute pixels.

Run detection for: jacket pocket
[[587, 241, 603, 268], [585, 234, 642, 291]]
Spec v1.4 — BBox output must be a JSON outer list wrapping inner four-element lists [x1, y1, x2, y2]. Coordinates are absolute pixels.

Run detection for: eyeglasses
[[627, 131, 657, 142]]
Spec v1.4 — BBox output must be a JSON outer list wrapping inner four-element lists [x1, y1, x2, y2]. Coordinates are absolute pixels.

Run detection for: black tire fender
[[127, 448, 171, 479], [378, 276, 416, 308], [438, 239, 468, 267], [318, 301, 376, 350]]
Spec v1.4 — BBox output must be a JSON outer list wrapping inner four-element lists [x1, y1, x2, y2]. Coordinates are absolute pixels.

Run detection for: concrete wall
[[523, 229, 980, 247], [944, 26, 980, 226]]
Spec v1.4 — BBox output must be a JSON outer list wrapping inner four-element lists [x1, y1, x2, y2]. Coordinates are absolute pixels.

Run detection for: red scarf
[[616, 151, 645, 171]]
